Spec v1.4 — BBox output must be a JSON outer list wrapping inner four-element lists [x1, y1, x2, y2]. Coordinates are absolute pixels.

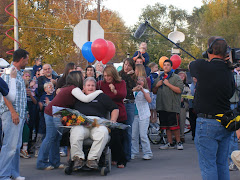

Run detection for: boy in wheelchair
[[70, 77, 119, 170]]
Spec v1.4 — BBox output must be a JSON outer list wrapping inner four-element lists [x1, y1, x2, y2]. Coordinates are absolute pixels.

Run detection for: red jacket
[[97, 80, 127, 122]]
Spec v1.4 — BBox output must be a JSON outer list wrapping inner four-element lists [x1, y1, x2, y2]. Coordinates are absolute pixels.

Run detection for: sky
[[102, 0, 203, 27]]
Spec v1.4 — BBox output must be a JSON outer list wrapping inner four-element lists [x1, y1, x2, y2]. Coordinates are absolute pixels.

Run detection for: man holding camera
[[189, 36, 235, 180], [0, 48, 29, 180]]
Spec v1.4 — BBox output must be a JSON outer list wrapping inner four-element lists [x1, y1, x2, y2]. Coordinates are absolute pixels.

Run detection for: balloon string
[[5, 2, 21, 55]]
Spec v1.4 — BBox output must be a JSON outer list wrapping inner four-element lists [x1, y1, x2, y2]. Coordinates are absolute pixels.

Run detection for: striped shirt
[[0, 65, 27, 120]]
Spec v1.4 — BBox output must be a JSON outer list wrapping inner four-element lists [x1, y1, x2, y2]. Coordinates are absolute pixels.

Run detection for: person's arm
[[141, 88, 151, 103], [132, 51, 139, 61], [3, 97, 19, 125], [163, 79, 182, 94], [152, 79, 163, 94], [5, 68, 17, 102], [26, 88, 37, 104], [71, 87, 103, 103], [38, 102, 43, 111], [108, 81, 127, 100], [110, 109, 119, 123]]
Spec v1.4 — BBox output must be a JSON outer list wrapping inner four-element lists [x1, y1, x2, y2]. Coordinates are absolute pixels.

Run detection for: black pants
[[110, 129, 127, 166], [189, 108, 197, 138]]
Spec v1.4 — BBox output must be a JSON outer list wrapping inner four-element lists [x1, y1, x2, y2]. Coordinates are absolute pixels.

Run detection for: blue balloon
[[82, 42, 95, 63]]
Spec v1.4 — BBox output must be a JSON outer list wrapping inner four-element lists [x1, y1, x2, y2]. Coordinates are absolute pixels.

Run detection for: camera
[[0, 68, 11, 75], [203, 48, 240, 64]]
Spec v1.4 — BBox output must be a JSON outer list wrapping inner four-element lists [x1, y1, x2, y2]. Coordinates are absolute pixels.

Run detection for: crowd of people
[[0, 37, 240, 180]]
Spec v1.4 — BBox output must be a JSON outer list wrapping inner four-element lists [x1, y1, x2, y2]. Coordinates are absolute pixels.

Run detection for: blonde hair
[[135, 64, 147, 77], [148, 62, 157, 69], [44, 82, 54, 90], [103, 65, 122, 83], [137, 76, 149, 90]]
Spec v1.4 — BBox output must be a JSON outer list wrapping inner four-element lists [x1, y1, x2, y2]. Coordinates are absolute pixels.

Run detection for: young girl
[[148, 62, 159, 123], [131, 76, 153, 160]]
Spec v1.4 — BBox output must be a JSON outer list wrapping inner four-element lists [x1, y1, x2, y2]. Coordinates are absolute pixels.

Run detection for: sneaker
[[13, 176, 25, 180], [73, 156, 84, 171], [44, 165, 54, 170], [20, 150, 31, 159], [86, 160, 98, 169], [131, 154, 136, 160], [229, 162, 238, 171], [142, 154, 153, 160], [56, 164, 65, 169], [159, 143, 175, 150], [177, 142, 184, 150], [34, 149, 39, 158]]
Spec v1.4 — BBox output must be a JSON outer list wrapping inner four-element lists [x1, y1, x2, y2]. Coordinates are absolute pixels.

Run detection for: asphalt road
[[19, 134, 240, 180]]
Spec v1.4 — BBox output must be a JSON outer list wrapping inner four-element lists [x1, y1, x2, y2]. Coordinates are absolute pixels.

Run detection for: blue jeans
[[124, 102, 135, 161], [0, 111, 25, 179], [131, 115, 152, 157], [0, 118, 2, 149], [228, 103, 239, 163], [36, 114, 61, 169], [195, 117, 232, 180]]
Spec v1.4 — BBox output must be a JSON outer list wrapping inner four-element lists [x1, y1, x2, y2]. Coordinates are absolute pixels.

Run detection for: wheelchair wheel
[[100, 167, 108, 176], [64, 166, 72, 175], [148, 123, 161, 144], [105, 148, 111, 172]]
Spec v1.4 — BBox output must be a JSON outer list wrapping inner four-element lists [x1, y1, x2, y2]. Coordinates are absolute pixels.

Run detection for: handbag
[[215, 108, 240, 131]]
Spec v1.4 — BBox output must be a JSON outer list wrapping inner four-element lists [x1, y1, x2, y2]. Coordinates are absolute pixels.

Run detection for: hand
[[156, 80, 163, 87], [110, 119, 117, 123], [236, 129, 240, 139], [51, 79, 57, 85], [26, 88, 32, 96], [137, 85, 144, 92], [109, 84, 115, 92], [163, 79, 170, 86], [127, 70, 134, 75], [11, 111, 19, 125], [56, 88, 61, 95], [45, 97, 50, 105], [10, 67, 17, 78]]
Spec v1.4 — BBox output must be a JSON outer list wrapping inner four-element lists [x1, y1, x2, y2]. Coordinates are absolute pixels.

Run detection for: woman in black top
[[119, 58, 136, 161]]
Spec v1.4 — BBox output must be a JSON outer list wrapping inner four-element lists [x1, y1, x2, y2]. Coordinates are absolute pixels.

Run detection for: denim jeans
[[0, 111, 25, 179], [36, 113, 61, 169], [0, 118, 2, 150], [124, 102, 135, 161], [228, 103, 239, 163], [195, 117, 232, 180], [131, 115, 152, 157]]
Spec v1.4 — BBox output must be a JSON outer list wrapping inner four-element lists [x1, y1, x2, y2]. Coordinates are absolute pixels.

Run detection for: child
[[32, 58, 42, 78], [148, 62, 159, 123], [133, 42, 150, 76], [20, 80, 36, 159], [131, 76, 153, 160], [35, 82, 54, 157]]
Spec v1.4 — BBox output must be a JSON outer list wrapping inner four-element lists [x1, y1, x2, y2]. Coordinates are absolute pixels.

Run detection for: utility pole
[[97, 0, 100, 24], [14, 0, 19, 50]]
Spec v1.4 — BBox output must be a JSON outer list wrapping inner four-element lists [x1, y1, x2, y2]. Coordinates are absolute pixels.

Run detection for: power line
[[0, 24, 132, 34]]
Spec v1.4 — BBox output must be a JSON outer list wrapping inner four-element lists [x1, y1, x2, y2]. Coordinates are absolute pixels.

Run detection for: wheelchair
[[64, 133, 111, 176]]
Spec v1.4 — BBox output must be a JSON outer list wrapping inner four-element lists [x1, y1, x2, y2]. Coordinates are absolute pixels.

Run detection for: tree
[[131, 3, 192, 69]]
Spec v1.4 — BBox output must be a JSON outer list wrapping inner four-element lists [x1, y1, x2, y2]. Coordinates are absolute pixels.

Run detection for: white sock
[[22, 143, 28, 151]]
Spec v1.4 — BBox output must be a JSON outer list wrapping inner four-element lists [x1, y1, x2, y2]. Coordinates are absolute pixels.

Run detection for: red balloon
[[91, 39, 108, 61], [170, 54, 181, 69], [102, 41, 116, 64]]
